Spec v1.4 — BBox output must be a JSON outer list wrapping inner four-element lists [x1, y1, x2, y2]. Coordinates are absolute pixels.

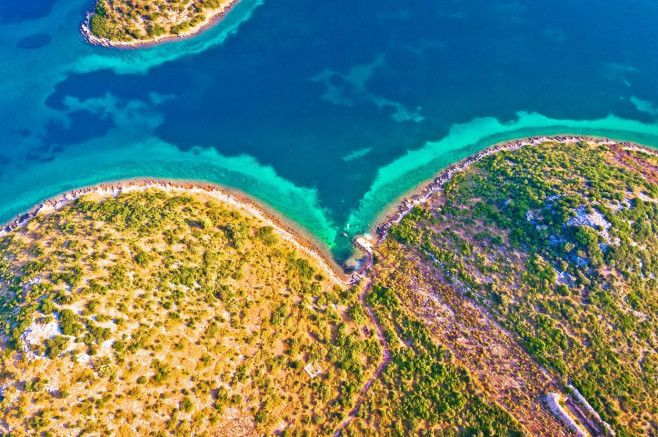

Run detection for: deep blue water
[[0, 0, 56, 23], [2, 0, 658, 260]]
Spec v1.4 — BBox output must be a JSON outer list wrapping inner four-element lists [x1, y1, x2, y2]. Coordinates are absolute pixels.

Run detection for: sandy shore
[[81, 0, 240, 49], [368, 134, 657, 245], [0, 178, 349, 285]]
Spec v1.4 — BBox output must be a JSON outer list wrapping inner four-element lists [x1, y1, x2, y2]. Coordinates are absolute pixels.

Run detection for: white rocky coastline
[[0, 179, 348, 286], [371, 135, 649, 243], [3, 136, 654, 286]]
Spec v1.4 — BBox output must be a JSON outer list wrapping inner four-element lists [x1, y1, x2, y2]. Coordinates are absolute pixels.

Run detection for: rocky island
[[1, 139, 657, 435], [82, 0, 238, 47]]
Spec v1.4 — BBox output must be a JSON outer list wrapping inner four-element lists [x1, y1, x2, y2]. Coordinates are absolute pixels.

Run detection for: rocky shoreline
[[0, 178, 349, 285], [369, 135, 654, 244], [4, 135, 655, 286], [81, 0, 240, 49]]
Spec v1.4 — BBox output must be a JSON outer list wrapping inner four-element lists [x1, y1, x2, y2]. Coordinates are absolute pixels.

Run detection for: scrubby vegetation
[[0, 190, 379, 435], [357, 238, 565, 435], [4, 140, 658, 436], [387, 141, 658, 435], [0, 188, 536, 436], [346, 282, 524, 436], [88, 0, 234, 42]]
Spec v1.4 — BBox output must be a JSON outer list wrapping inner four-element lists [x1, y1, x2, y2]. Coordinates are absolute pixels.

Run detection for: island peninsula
[[1, 138, 657, 435], [82, 0, 238, 47]]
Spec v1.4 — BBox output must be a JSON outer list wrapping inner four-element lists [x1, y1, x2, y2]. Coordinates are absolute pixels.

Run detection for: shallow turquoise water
[[2, 0, 658, 260]]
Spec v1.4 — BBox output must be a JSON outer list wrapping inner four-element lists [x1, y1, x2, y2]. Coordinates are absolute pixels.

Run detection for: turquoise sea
[[2, 0, 658, 261]]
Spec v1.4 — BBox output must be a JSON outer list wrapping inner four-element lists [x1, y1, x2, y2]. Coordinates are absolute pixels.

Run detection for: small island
[[82, 0, 238, 47]]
